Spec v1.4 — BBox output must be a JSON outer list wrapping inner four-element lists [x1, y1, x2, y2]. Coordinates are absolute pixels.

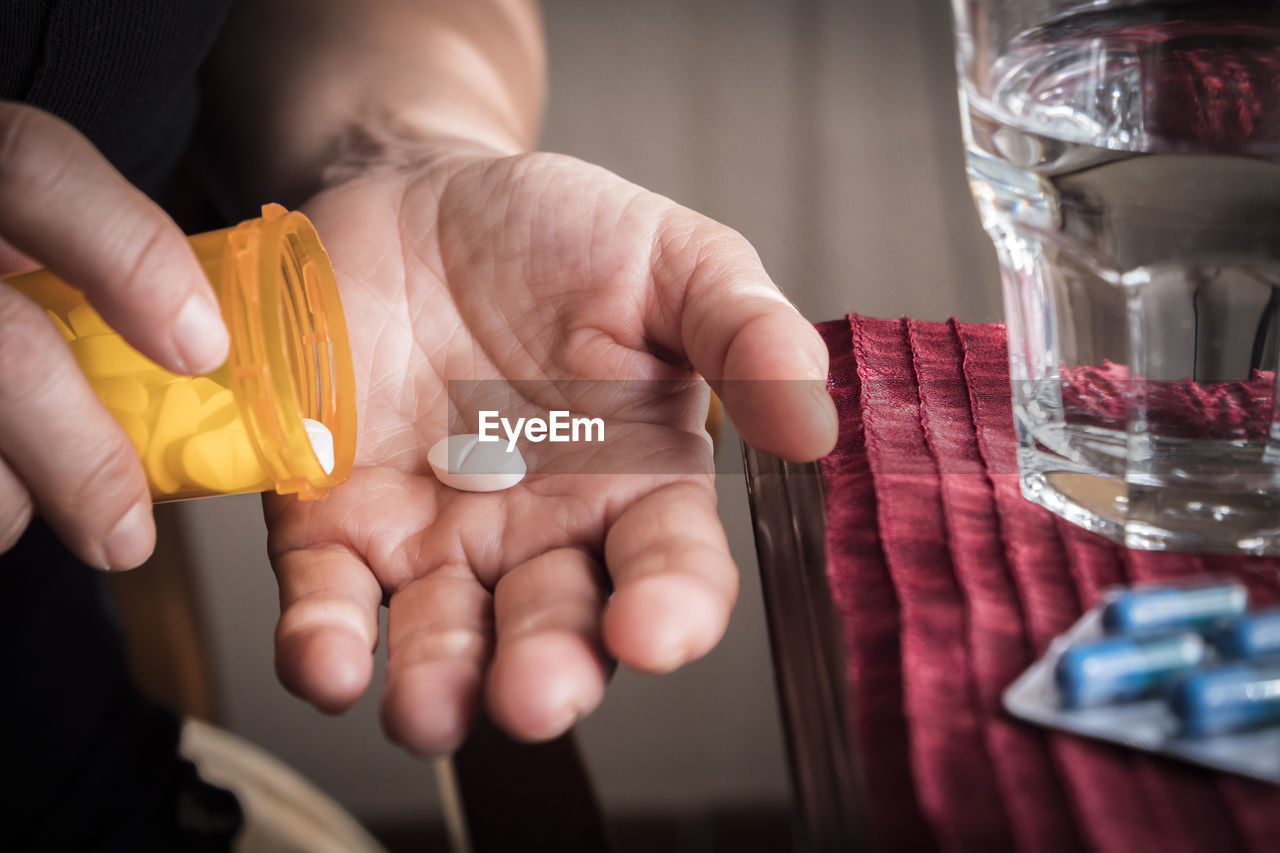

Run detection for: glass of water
[[951, 1, 1280, 552]]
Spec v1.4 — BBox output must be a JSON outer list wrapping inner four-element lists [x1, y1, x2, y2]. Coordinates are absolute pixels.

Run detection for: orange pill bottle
[[3, 204, 356, 501]]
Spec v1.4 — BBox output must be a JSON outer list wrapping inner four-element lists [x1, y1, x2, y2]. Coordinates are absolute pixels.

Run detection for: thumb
[[645, 207, 837, 461], [0, 102, 228, 375]]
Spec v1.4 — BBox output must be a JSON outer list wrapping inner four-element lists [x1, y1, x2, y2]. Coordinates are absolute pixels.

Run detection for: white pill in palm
[[427, 433, 527, 492], [302, 418, 335, 475]]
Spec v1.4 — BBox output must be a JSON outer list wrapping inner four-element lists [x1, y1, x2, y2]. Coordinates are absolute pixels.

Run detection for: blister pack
[[1004, 579, 1280, 784]]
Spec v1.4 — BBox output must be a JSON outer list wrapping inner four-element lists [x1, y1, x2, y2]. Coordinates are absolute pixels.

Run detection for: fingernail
[[546, 702, 584, 738], [172, 293, 229, 375], [811, 381, 839, 431], [801, 346, 829, 382], [103, 501, 154, 570], [651, 639, 692, 673]]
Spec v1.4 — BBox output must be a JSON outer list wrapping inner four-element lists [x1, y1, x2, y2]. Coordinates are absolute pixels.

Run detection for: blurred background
[[137, 0, 1001, 848]]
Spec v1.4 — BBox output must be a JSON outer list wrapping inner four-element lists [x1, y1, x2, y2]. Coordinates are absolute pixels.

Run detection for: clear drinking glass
[[950, 1, 1280, 552]]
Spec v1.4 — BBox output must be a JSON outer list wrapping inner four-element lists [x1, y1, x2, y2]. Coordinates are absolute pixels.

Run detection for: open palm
[[264, 149, 837, 755]]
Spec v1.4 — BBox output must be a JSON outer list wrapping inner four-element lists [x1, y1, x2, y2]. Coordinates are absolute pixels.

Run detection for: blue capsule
[[1174, 660, 1280, 737], [1056, 632, 1207, 708], [1215, 608, 1280, 660], [1102, 582, 1247, 636]]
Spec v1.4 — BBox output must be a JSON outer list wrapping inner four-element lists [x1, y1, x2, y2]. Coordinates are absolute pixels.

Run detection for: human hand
[[265, 145, 837, 754], [0, 103, 228, 569]]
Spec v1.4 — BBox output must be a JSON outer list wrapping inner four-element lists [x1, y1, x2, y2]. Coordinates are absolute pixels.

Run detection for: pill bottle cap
[[216, 204, 356, 500]]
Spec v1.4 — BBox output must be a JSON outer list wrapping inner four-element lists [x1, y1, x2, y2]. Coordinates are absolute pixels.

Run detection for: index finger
[[0, 102, 228, 375]]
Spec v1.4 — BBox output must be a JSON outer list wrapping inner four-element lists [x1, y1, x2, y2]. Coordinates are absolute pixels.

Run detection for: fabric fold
[[817, 315, 1280, 852]]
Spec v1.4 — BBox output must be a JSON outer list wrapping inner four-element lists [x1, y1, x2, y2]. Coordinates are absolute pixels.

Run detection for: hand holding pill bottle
[[3, 204, 356, 502]]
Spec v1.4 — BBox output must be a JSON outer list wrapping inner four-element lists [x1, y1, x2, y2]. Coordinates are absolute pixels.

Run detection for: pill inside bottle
[[303, 419, 336, 475], [4, 204, 356, 502]]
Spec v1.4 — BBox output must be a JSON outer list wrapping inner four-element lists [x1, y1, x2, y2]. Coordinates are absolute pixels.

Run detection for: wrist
[[197, 0, 544, 213], [314, 109, 524, 193]]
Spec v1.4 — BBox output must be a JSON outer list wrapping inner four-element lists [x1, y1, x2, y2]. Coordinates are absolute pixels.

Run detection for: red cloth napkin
[[817, 315, 1280, 853]]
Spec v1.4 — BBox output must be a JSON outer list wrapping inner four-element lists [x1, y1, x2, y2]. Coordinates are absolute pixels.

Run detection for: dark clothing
[[4, 522, 241, 852], [2, 2, 242, 849], [1, 0, 232, 198]]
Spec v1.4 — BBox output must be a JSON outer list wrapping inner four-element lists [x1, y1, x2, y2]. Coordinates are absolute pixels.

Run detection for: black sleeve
[[1, 0, 233, 199]]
